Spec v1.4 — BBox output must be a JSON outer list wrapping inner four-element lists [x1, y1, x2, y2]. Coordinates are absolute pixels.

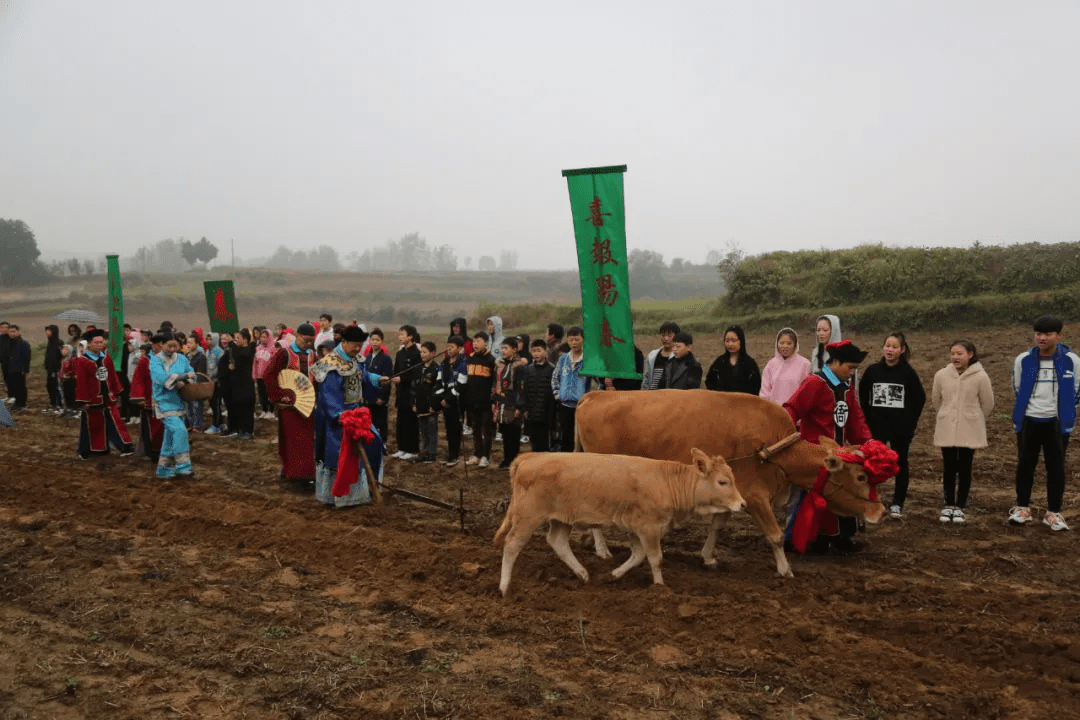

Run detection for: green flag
[[106, 255, 124, 371], [204, 280, 240, 334], [562, 165, 638, 379]]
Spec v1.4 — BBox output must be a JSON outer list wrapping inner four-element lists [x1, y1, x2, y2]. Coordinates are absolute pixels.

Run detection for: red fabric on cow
[[333, 407, 376, 497]]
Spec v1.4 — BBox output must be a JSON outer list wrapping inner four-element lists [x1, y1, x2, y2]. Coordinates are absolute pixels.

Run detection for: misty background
[[2, 1, 1078, 273]]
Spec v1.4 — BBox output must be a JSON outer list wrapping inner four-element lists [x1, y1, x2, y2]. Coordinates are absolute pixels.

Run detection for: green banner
[[204, 280, 240, 334], [562, 164, 639, 379], [106, 255, 124, 371]]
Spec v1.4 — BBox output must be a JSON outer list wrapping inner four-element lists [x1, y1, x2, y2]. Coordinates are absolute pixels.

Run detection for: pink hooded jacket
[[253, 333, 277, 379], [759, 327, 811, 406]]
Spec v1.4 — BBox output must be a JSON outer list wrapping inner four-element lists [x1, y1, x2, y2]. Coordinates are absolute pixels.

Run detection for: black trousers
[[886, 436, 912, 508], [443, 403, 463, 460], [396, 404, 419, 453], [557, 404, 577, 451], [499, 422, 522, 466], [527, 420, 550, 453], [7, 372, 27, 409], [62, 378, 77, 409], [419, 414, 438, 458], [256, 379, 270, 412], [1015, 418, 1070, 513], [366, 403, 389, 444], [210, 383, 225, 426], [46, 372, 62, 407], [233, 397, 255, 435], [942, 446, 975, 508], [470, 406, 494, 459]]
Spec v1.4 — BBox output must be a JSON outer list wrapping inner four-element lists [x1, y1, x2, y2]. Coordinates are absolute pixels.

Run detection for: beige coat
[[932, 361, 994, 448]]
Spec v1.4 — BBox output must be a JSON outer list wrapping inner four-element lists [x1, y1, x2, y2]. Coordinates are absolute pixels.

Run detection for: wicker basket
[[179, 373, 215, 401]]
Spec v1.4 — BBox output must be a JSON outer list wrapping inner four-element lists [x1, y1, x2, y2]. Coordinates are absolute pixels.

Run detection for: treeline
[[724, 241, 1080, 311]]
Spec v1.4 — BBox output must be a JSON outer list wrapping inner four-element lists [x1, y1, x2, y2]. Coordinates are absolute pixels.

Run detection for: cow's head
[[815, 438, 899, 524], [690, 448, 747, 514]]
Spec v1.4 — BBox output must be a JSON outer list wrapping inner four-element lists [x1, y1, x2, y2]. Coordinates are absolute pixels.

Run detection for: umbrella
[[0, 403, 15, 428], [55, 309, 105, 324]]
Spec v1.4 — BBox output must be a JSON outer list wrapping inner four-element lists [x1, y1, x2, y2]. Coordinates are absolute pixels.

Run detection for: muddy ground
[[2, 326, 1078, 719]]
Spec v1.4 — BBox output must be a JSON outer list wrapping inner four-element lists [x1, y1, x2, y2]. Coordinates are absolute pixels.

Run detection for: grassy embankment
[[477, 242, 1080, 335]]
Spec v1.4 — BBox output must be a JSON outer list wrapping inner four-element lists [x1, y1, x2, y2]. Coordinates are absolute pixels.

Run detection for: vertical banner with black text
[[562, 164, 638, 379], [106, 254, 124, 371], [204, 280, 240, 334]]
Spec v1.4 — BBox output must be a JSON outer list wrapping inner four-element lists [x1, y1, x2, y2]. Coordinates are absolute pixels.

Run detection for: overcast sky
[[2, 1, 1077, 269]]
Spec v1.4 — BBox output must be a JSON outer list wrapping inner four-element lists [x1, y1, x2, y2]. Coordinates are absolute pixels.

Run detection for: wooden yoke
[[756, 433, 802, 463]]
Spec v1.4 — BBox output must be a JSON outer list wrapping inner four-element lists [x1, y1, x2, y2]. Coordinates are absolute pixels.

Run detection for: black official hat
[[341, 325, 368, 343], [296, 323, 317, 337], [83, 329, 108, 341], [826, 340, 868, 364]]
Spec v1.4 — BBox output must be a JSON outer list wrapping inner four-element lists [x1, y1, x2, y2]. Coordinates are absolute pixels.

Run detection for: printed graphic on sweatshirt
[[833, 400, 849, 428], [871, 382, 905, 409]]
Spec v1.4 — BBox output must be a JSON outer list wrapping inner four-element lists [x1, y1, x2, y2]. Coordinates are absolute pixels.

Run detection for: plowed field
[[2, 327, 1078, 719]]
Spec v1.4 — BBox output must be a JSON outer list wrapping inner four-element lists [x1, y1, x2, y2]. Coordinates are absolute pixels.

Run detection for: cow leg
[[500, 521, 540, 596], [700, 512, 730, 567], [611, 535, 647, 579], [639, 531, 665, 585], [744, 495, 794, 578], [548, 521, 590, 584], [591, 529, 613, 559]]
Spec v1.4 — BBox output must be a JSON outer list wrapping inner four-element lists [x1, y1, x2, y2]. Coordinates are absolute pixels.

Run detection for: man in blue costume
[[149, 333, 198, 479], [312, 325, 386, 506]]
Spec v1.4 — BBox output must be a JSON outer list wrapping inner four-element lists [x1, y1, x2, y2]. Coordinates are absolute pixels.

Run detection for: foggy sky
[[2, 1, 1078, 270]]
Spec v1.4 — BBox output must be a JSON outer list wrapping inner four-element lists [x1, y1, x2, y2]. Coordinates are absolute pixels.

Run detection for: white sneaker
[[939, 507, 954, 523], [478, 457, 489, 468], [3, 398, 14, 405], [494, 432, 502, 442], [951, 508, 966, 524], [444, 459, 459, 467], [462, 426, 473, 436], [1008, 506, 1033, 525], [521, 435, 530, 443], [889, 505, 903, 519], [401, 453, 418, 461], [1044, 512, 1070, 532], [391, 450, 405, 459], [465, 456, 480, 465]]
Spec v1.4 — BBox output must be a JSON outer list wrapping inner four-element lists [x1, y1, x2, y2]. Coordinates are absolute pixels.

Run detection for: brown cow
[[494, 450, 746, 596], [575, 390, 889, 577]]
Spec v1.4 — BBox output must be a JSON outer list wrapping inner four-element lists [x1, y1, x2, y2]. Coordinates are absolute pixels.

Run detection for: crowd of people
[[0, 313, 1073, 533]]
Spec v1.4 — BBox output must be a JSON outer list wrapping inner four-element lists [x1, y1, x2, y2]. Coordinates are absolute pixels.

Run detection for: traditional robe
[[150, 351, 196, 477], [129, 353, 163, 460], [75, 351, 134, 458], [311, 345, 385, 506], [264, 343, 317, 481]]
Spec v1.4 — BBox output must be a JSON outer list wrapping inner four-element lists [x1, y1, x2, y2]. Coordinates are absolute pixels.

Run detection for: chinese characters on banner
[[561, 165, 639, 379], [203, 280, 241, 334], [106, 255, 124, 371]]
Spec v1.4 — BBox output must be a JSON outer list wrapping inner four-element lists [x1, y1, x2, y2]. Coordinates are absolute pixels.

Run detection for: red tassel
[[332, 407, 375, 497]]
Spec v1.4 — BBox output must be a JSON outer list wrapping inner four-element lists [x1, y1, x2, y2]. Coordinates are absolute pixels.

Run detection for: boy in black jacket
[[363, 328, 394, 442], [658, 332, 702, 390], [391, 325, 422, 460], [435, 335, 468, 466], [411, 341, 441, 463], [524, 338, 556, 452], [465, 331, 496, 468], [493, 337, 526, 469]]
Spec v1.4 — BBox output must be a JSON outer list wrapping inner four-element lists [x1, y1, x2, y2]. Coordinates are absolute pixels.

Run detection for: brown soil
[[2, 326, 1079, 719]]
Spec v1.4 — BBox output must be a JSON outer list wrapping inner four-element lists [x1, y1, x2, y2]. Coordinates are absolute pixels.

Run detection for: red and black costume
[[264, 342, 317, 481], [128, 352, 163, 460], [75, 349, 134, 458], [784, 341, 872, 547]]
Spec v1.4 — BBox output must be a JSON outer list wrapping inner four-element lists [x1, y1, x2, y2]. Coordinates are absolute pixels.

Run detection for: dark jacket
[[705, 354, 762, 395], [493, 358, 526, 425], [187, 349, 207, 376], [8, 337, 31, 374], [435, 352, 467, 410], [411, 361, 441, 416], [604, 346, 645, 391], [393, 343, 422, 409], [659, 352, 702, 390], [45, 328, 64, 374], [229, 344, 256, 403], [524, 360, 556, 423], [364, 347, 393, 405], [465, 348, 496, 410], [0, 333, 10, 366], [858, 359, 926, 441]]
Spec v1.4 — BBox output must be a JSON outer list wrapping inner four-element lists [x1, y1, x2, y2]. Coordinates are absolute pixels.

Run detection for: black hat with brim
[[827, 341, 868, 364], [342, 325, 368, 343]]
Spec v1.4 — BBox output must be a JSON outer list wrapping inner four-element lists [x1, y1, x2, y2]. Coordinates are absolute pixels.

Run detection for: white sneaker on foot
[[889, 505, 903, 519], [465, 456, 479, 465], [478, 457, 489, 468], [1044, 512, 1070, 532], [951, 508, 966, 524], [391, 450, 405, 459], [940, 507, 954, 523], [1008, 506, 1033, 525]]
